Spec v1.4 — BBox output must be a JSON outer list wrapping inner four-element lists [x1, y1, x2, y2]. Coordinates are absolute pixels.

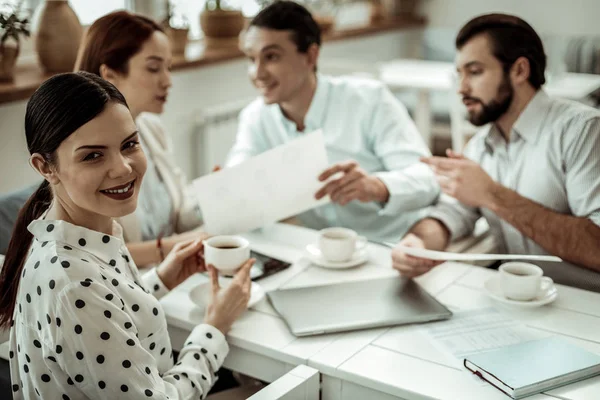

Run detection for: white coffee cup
[[318, 227, 367, 262], [203, 235, 250, 275], [499, 262, 554, 301]]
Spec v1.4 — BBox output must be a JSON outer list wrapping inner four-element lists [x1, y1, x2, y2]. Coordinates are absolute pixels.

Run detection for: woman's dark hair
[[0, 72, 128, 329], [76, 10, 164, 76], [456, 13, 547, 89], [250, 0, 321, 53]]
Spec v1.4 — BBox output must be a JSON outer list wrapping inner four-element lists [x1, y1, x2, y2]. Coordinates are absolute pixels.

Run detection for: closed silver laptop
[[267, 277, 452, 336]]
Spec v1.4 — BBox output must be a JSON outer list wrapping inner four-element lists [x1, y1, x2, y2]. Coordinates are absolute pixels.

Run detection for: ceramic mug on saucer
[[203, 235, 250, 275], [318, 227, 367, 262], [499, 262, 553, 301]]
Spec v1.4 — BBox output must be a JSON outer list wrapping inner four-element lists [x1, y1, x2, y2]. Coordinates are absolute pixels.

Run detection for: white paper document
[[398, 245, 562, 262], [421, 308, 546, 369], [192, 130, 330, 235]]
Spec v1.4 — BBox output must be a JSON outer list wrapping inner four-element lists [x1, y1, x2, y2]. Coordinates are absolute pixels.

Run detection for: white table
[[378, 59, 600, 151], [160, 224, 600, 399]]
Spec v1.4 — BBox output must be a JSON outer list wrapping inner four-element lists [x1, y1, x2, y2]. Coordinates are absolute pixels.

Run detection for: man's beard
[[465, 74, 513, 126]]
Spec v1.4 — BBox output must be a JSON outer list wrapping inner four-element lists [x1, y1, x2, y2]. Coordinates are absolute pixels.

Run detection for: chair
[[208, 365, 319, 400], [247, 365, 319, 400]]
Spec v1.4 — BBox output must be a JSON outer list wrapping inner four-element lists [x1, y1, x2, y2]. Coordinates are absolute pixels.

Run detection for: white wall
[[0, 29, 420, 193], [419, 0, 600, 36]]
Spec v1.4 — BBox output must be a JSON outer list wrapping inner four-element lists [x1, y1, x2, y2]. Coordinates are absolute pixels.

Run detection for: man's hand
[[391, 234, 444, 278], [315, 160, 389, 205], [421, 150, 499, 208]]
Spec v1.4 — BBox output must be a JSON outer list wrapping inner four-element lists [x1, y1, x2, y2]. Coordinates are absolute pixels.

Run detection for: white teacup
[[318, 227, 367, 262], [499, 262, 554, 301], [203, 235, 250, 275]]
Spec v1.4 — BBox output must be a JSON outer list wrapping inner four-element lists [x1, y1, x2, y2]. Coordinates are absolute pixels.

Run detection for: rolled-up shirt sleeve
[[53, 280, 228, 399], [563, 116, 600, 227], [428, 194, 481, 241], [370, 86, 440, 215]]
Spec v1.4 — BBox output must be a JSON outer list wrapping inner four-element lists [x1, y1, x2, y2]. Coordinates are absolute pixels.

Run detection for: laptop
[[267, 277, 452, 336]]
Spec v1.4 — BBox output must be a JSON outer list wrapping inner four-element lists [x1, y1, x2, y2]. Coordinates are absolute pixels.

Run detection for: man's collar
[[484, 90, 550, 151], [512, 90, 550, 144], [275, 74, 329, 132]]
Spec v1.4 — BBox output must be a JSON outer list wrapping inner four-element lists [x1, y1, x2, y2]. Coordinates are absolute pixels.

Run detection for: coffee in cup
[[203, 235, 250, 275], [499, 262, 554, 301], [318, 227, 367, 262]]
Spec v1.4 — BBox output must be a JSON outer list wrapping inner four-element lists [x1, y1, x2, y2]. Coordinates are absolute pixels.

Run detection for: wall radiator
[[191, 98, 254, 177]]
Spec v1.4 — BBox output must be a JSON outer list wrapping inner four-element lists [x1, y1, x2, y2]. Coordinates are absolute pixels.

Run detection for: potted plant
[[0, 0, 30, 82], [164, 1, 189, 56], [303, 0, 339, 34], [200, 0, 245, 48], [257, 0, 339, 34]]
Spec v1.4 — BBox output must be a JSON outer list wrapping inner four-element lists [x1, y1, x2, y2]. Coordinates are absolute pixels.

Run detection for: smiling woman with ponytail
[[0, 72, 253, 399]]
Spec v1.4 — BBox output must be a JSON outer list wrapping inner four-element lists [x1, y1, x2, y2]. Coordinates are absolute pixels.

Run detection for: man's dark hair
[[456, 13, 547, 89], [250, 1, 321, 53]]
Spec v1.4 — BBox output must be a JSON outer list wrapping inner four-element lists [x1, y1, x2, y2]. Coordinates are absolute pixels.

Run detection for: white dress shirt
[[227, 75, 439, 242], [9, 217, 227, 399], [430, 91, 600, 292]]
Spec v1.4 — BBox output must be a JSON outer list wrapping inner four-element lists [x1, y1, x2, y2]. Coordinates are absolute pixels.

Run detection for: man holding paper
[[391, 14, 600, 292], [227, 1, 439, 243]]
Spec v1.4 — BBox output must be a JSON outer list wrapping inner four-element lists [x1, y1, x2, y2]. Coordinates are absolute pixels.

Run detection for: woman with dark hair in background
[[76, 11, 208, 268], [0, 71, 253, 399]]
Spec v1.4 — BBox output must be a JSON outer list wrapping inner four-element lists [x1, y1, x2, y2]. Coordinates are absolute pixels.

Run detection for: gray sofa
[[0, 183, 37, 254]]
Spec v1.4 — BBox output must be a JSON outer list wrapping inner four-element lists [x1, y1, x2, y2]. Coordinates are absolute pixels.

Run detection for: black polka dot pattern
[[12, 220, 230, 399]]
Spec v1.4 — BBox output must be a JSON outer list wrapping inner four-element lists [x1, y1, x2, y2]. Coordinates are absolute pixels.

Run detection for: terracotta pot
[[167, 27, 189, 56], [0, 43, 19, 82], [383, 0, 419, 17], [369, 0, 387, 24], [34, 0, 83, 73], [200, 9, 244, 39], [314, 15, 335, 34]]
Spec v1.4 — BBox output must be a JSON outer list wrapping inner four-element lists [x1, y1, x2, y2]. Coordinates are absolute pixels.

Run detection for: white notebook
[[464, 336, 600, 399]]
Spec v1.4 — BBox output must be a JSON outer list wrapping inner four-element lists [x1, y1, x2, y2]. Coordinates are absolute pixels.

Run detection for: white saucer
[[305, 243, 368, 269], [483, 275, 558, 308], [189, 278, 265, 310]]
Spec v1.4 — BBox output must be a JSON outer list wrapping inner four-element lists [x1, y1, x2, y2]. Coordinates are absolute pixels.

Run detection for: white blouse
[[9, 217, 228, 399]]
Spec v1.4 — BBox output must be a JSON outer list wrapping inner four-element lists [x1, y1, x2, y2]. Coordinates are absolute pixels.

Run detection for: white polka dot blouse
[[9, 218, 228, 399]]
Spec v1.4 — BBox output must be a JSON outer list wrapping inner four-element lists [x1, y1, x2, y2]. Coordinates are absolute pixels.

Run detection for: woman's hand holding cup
[[204, 258, 255, 334]]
